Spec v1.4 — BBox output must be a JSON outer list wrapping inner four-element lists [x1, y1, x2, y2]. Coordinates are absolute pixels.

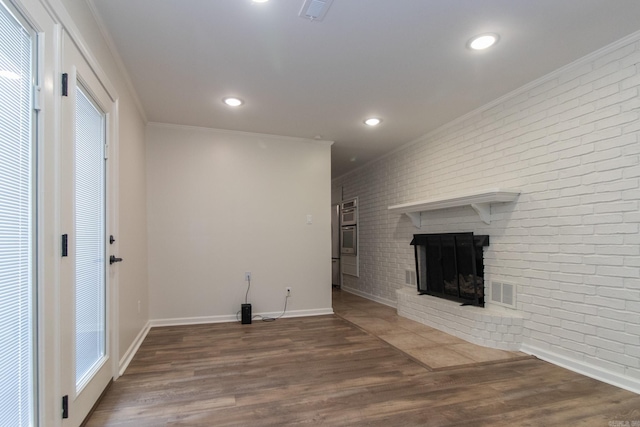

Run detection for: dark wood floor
[[86, 312, 640, 426]]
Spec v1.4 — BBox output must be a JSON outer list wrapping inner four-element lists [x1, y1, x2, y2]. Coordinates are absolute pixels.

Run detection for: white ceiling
[[90, 0, 640, 178]]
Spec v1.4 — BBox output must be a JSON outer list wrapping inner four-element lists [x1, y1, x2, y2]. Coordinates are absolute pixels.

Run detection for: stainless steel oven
[[340, 225, 357, 255], [341, 208, 357, 226], [341, 198, 357, 226]]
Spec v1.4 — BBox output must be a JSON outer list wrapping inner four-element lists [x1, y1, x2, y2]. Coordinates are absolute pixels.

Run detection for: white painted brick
[[598, 307, 640, 323], [594, 43, 637, 68], [583, 255, 624, 266], [621, 95, 640, 114], [551, 326, 585, 343], [597, 328, 640, 345], [593, 201, 638, 214], [596, 348, 640, 368], [561, 340, 597, 356], [596, 87, 637, 110], [337, 38, 640, 377], [558, 62, 593, 84], [626, 323, 640, 336], [625, 344, 640, 358], [594, 223, 639, 235], [596, 155, 638, 172], [582, 213, 624, 226], [581, 126, 623, 144], [549, 308, 584, 324], [596, 287, 640, 301], [584, 315, 627, 332], [592, 65, 637, 90], [620, 44, 640, 66], [560, 301, 598, 316], [619, 276, 640, 291], [556, 283, 596, 296], [581, 60, 621, 84], [627, 367, 640, 382], [583, 295, 626, 310], [562, 320, 597, 335], [595, 111, 640, 130], [583, 355, 626, 375], [580, 82, 619, 105], [597, 266, 640, 279], [585, 335, 626, 353], [559, 264, 596, 275], [621, 188, 640, 201], [625, 257, 640, 268]]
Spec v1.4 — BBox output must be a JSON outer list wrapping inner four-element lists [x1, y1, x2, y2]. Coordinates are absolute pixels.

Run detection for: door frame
[[9, 0, 121, 424], [59, 29, 119, 426]]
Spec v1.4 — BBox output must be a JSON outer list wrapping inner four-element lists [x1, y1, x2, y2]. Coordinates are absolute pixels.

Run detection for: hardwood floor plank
[[86, 310, 640, 426]]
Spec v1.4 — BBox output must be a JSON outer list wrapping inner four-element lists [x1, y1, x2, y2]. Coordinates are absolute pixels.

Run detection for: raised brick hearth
[[397, 287, 523, 351]]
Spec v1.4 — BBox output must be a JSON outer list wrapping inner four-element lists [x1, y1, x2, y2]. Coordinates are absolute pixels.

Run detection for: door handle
[[109, 255, 123, 265]]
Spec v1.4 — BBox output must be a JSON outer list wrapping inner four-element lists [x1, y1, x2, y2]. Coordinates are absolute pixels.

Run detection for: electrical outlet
[[286, 287, 292, 296], [245, 272, 251, 281]]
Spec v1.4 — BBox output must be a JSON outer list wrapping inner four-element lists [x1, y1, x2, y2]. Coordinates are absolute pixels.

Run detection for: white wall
[[333, 34, 640, 391], [147, 124, 332, 322], [115, 99, 149, 358]]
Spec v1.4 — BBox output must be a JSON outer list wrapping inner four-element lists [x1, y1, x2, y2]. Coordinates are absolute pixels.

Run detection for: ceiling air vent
[[299, 0, 334, 21]]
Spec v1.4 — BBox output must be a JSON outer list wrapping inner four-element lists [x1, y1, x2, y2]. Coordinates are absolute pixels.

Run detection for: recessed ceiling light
[[467, 33, 499, 50], [223, 97, 244, 107], [252, 0, 269, 3], [364, 117, 382, 126]]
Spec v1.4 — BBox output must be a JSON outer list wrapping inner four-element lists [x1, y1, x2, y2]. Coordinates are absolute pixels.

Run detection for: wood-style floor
[[86, 291, 640, 426]]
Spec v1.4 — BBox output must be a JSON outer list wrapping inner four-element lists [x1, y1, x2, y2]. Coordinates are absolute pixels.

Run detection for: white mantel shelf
[[388, 188, 521, 227]]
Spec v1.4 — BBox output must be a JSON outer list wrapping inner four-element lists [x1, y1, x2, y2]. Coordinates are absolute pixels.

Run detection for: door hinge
[[62, 395, 69, 419], [104, 143, 109, 160], [33, 85, 42, 111], [61, 234, 68, 257], [61, 73, 68, 96]]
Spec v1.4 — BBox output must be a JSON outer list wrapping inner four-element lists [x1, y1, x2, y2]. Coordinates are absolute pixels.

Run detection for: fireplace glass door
[[412, 232, 488, 307]]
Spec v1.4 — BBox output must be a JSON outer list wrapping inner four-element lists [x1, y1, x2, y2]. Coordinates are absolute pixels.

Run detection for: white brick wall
[[334, 35, 640, 388], [397, 288, 523, 350]]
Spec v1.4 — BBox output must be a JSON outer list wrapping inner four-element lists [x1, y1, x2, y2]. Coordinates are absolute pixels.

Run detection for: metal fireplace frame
[[411, 232, 489, 307]]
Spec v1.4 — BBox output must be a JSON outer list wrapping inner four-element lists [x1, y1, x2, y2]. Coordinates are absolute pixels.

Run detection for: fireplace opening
[[410, 232, 489, 307]]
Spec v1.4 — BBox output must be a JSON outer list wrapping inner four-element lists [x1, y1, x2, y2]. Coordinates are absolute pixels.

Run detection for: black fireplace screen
[[410, 232, 489, 307]]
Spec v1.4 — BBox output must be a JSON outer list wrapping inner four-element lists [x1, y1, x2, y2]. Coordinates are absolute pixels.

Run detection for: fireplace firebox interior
[[410, 232, 489, 307]]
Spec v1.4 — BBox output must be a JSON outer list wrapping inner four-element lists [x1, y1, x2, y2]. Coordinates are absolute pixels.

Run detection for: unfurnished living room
[[1, 0, 640, 426]]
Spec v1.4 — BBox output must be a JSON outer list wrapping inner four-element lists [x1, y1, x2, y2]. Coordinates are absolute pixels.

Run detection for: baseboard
[[521, 343, 640, 395], [341, 286, 396, 308], [150, 314, 238, 327], [118, 321, 150, 376], [150, 308, 334, 328], [261, 308, 334, 319]]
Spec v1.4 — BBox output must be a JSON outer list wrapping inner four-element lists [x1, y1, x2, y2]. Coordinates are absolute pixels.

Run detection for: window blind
[[0, 2, 34, 426], [74, 85, 106, 387]]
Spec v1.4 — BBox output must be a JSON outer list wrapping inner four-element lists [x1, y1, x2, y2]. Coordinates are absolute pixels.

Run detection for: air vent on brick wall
[[405, 270, 416, 286], [491, 281, 516, 309]]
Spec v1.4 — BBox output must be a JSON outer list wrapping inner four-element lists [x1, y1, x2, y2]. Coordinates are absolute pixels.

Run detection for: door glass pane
[[0, 1, 34, 425], [74, 85, 106, 388]]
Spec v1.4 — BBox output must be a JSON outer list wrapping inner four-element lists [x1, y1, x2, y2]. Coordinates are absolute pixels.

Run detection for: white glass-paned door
[[74, 85, 106, 389], [0, 1, 34, 426]]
